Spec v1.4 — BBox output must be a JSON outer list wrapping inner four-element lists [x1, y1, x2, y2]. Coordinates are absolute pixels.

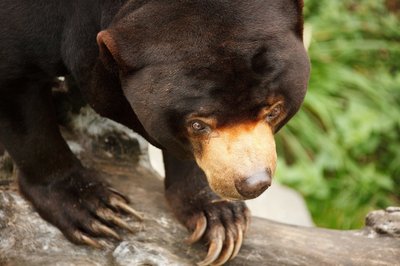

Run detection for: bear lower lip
[[209, 185, 245, 201], [216, 194, 245, 201]]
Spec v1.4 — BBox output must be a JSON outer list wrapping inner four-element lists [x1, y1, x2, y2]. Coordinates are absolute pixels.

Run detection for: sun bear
[[0, 0, 309, 265]]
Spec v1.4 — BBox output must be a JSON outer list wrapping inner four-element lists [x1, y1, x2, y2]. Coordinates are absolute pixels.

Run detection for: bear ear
[[96, 30, 126, 72]]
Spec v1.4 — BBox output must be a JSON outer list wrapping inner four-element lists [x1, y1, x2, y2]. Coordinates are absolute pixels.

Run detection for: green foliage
[[275, 0, 400, 229]]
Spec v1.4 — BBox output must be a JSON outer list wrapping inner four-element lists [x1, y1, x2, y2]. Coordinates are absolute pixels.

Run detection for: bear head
[[96, 0, 310, 200]]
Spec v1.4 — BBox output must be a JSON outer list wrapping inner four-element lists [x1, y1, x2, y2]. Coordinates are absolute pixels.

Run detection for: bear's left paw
[[188, 200, 250, 266]]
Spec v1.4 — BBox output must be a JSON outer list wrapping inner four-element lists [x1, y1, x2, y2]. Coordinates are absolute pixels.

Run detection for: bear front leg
[[163, 151, 251, 266], [0, 82, 141, 247]]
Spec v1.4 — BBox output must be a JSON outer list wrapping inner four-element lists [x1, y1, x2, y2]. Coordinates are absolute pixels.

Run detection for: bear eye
[[265, 104, 282, 122], [190, 120, 211, 135]]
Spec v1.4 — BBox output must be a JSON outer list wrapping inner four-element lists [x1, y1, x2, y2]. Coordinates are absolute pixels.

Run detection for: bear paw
[[167, 186, 250, 266], [18, 168, 143, 248], [188, 200, 250, 266]]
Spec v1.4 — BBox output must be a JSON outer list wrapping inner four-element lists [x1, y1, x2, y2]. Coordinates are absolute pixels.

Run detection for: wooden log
[[0, 155, 398, 266]]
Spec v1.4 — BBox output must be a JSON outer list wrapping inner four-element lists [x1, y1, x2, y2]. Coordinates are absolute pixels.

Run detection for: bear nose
[[235, 170, 272, 199]]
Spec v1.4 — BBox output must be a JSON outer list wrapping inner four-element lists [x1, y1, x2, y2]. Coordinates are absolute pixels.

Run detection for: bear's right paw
[[18, 168, 143, 248]]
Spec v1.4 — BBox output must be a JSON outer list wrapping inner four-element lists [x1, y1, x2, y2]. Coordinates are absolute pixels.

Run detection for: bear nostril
[[235, 170, 272, 199]]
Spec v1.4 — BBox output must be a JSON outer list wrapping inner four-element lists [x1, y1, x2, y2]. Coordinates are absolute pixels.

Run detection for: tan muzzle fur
[[194, 121, 277, 200]]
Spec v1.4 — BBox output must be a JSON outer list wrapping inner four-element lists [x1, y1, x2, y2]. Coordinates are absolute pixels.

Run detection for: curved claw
[[186, 214, 207, 244], [74, 231, 104, 249], [92, 222, 121, 240], [211, 230, 235, 266], [109, 196, 144, 221], [110, 215, 136, 233], [231, 223, 243, 260], [197, 228, 224, 266], [96, 209, 136, 233], [108, 187, 130, 203]]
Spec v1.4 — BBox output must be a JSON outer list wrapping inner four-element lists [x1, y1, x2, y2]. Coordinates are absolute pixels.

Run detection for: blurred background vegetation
[[275, 0, 400, 229]]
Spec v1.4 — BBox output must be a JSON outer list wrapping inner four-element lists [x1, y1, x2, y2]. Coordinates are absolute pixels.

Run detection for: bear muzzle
[[193, 121, 277, 200]]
